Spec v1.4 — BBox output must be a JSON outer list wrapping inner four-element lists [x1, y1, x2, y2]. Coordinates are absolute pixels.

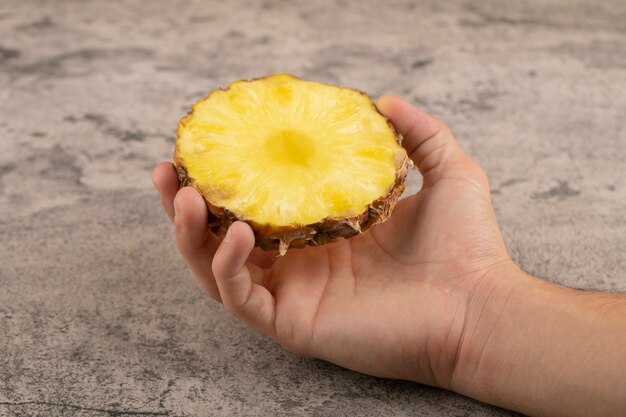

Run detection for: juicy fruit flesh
[[177, 74, 404, 226], [264, 130, 316, 167]]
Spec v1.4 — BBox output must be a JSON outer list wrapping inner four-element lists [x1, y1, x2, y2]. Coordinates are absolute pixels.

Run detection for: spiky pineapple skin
[[173, 75, 410, 254]]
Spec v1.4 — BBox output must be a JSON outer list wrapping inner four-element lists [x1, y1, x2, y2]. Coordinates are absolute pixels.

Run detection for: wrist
[[451, 267, 626, 416], [450, 263, 534, 395], [451, 269, 552, 408]]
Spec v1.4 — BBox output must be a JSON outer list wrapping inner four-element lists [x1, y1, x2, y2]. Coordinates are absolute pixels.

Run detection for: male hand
[[152, 95, 514, 388]]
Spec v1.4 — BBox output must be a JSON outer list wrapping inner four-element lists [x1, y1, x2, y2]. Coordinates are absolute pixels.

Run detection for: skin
[[152, 96, 626, 416]]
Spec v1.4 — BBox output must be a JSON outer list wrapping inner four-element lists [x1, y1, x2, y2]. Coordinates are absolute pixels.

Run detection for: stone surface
[[1, 0, 625, 416]]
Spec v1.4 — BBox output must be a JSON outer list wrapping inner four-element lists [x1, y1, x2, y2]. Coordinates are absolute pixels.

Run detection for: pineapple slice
[[174, 74, 409, 254]]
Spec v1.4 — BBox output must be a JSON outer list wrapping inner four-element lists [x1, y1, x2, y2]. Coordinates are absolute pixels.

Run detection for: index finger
[[152, 162, 179, 222]]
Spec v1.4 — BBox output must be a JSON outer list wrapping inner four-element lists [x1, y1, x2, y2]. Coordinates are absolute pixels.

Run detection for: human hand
[[152, 95, 517, 388]]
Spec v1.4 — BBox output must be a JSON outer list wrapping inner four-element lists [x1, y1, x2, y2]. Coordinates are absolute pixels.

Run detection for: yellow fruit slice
[[174, 74, 409, 254]]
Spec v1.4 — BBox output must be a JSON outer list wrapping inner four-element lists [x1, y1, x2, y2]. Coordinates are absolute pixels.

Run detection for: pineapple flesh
[[174, 74, 409, 254]]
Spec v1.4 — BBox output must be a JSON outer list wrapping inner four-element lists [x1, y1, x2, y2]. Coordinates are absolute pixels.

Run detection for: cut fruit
[[174, 74, 409, 254]]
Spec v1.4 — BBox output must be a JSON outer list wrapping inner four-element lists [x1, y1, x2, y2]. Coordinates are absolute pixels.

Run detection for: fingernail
[[223, 225, 233, 244], [375, 95, 392, 112], [174, 200, 180, 222]]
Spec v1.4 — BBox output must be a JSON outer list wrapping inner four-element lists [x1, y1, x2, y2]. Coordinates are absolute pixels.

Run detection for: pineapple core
[[176, 74, 404, 226]]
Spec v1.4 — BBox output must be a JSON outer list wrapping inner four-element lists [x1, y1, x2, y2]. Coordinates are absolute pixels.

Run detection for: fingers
[[377, 96, 483, 186], [153, 163, 222, 299], [173, 187, 222, 301], [153, 162, 277, 266], [213, 222, 276, 338], [152, 162, 179, 222]]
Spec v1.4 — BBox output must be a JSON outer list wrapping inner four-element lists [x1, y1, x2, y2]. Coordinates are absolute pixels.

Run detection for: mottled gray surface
[[1, 0, 625, 416]]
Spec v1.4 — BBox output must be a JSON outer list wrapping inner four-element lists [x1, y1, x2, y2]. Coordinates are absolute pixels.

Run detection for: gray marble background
[[1, 0, 625, 416]]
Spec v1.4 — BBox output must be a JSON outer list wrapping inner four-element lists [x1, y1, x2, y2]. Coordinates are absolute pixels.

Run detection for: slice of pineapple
[[174, 74, 409, 254]]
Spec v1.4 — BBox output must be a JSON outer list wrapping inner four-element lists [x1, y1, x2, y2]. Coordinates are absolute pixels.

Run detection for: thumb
[[377, 95, 480, 186]]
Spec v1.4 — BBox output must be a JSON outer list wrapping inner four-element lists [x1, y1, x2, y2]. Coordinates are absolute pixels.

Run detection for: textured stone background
[[1, 0, 625, 416]]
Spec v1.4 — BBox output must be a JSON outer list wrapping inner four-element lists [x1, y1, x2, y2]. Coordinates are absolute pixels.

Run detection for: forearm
[[453, 269, 626, 417]]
